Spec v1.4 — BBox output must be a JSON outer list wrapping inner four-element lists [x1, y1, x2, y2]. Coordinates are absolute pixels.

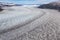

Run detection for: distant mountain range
[[0, 2, 23, 11], [38, 2, 60, 11], [0, 2, 23, 7], [0, 2, 60, 12], [0, 2, 14, 6]]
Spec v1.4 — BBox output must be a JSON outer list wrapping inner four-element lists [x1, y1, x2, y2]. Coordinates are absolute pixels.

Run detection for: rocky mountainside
[[0, 2, 15, 11], [0, 6, 3, 11], [38, 2, 60, 11]]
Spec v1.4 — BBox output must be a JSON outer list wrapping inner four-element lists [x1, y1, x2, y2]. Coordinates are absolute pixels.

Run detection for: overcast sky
[[0, 0, 58, 4]]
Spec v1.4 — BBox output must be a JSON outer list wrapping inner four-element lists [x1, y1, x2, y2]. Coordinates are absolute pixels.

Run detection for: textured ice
[[0, 6, 44, 33]]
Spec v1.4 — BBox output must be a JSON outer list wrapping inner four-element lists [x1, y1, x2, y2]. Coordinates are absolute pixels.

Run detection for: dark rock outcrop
[[38, 2, 60, 11], [0, 2, 15, 12], [0, 6, 3, 12]]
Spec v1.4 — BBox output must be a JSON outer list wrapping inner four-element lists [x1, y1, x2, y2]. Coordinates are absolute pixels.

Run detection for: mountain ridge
[[38, 2, 60, 11]]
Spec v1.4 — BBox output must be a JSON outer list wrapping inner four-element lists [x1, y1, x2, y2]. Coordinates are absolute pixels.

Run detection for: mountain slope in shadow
[[38, 2, 60, 11], [0, 6, 3, 11]]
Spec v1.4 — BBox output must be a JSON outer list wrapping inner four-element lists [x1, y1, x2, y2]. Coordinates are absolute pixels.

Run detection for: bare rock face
[[0, 2, 14, 12], [38, 2, 60, 11], [0, 6, 3, 12]]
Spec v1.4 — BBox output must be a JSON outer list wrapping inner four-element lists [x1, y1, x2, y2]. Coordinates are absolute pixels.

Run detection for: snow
[[0, 6, 60, 40], [0, 6, 44, 32]]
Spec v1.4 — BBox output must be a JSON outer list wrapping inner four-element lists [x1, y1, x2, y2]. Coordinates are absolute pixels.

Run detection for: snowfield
[[0, 6, 45, 32], [0, 6, 60, 40]]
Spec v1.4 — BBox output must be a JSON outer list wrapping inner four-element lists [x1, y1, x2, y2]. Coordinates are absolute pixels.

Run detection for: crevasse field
[[0, 6, 60, 40]]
